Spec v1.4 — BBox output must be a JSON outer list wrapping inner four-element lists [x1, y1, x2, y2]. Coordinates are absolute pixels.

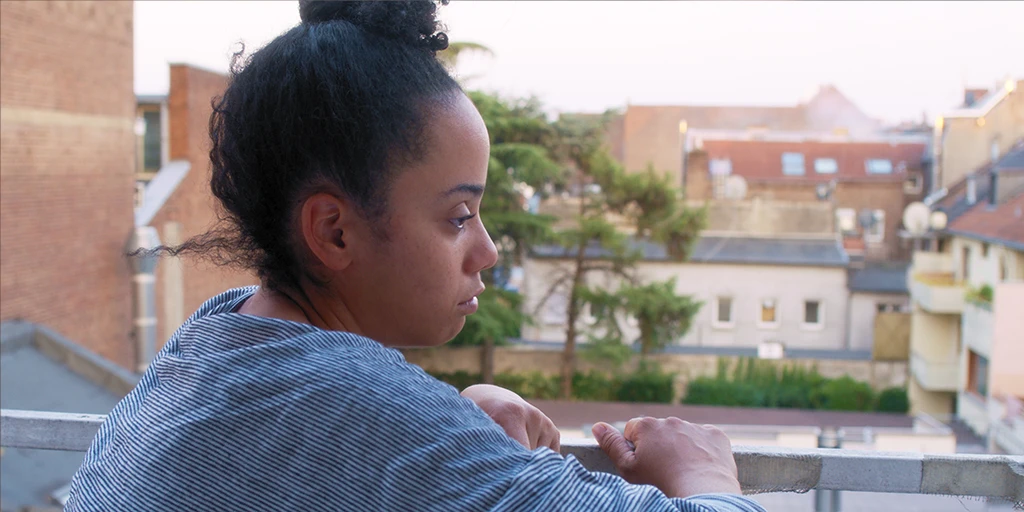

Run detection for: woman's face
[[340, 93, 498, 347]]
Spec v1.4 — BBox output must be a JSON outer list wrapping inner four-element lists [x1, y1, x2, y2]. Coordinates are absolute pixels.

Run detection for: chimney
[[966, 175, 977, 205]]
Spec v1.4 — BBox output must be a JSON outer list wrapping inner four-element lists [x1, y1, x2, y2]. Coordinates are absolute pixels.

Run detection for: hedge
[[428, 367, 675, 404], [682, 357, 909, 413]]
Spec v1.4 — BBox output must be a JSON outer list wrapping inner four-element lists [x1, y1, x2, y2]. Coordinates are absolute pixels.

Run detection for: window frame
[[801, 299, 825, 330], [712, 296, 735, 329], [836, 207, 857, 235], [541, 291, 568, 325], [967, 350, 989, 398], [903, 173, 923, 194], [865, 158, 894, 175], [781, 152, 806, 176], [757, 298, 781, 329], [814, 157, 838, 175], [864, 209, 886, 243]]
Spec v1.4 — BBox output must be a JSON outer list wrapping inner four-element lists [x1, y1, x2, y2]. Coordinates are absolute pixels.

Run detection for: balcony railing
[[2, 409, 1022, 505], [910, 351, 960, 392]]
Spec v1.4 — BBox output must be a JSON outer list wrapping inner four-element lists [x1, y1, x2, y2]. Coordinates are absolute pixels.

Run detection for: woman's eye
[[450, 213, 477, 230]]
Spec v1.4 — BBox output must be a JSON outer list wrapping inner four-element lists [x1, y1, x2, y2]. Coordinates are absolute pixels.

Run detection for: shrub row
[[428, 367, 675, 404], [681, 357, 909, 413]]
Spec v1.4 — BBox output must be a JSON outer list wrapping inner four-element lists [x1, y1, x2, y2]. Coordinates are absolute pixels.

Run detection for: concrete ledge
[[1, 409, 106, 452], [3, 409, 1021, 504]]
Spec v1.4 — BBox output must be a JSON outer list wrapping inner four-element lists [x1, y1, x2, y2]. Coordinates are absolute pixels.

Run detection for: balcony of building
[[910, 351, 960, 392], [909, 252, 965, 314]]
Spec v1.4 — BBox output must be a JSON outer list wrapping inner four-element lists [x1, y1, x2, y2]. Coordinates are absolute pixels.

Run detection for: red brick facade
[[684, 138, 924, 262], [0, 1, 137, 367], [150, 65, 257, 347]]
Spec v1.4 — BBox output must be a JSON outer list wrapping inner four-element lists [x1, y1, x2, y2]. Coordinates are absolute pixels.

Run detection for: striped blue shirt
[[67, 287, 765, 511]]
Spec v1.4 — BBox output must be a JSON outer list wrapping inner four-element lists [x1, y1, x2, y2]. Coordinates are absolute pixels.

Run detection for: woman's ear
[[299, 193, 353, 271]]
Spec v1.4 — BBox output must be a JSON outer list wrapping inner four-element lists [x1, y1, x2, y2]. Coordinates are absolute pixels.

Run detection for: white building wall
[[848, 292, 910, 352], [522, 258, 849, 351]]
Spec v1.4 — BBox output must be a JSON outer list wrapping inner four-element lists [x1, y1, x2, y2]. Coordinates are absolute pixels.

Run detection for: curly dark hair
[[158, 0, 461, 292]]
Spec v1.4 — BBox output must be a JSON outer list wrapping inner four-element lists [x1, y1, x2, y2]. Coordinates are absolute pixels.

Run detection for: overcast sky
[[135, 1, 1024, 124]]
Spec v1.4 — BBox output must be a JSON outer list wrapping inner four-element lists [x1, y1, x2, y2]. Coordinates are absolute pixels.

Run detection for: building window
[[803, 300, 824, 329], [542, 292, 568, 325], [814, 158, 838, 174], [967, 350, 989, 398], [865, 159, 893, 174], [713, 297, 734, 328], [903, 173, 923, 194], [981, 243, 990, 258], [1000, 254, 1009, 282], [876, 302, 905, 313], [781, 152, 805, 176], [836, 208, 857, 235], [864, 209, 885, 243], [142, 110, 162, 172], [758, 298, 779, 328], [709, 158, 732, 176]]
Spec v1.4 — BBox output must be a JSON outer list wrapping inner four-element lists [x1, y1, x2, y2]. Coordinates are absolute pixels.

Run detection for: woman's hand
[[592, 417, 741, 498], [461, 384, 560, 452]]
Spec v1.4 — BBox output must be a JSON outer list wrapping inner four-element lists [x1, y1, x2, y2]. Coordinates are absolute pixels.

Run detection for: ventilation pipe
[[127, 226, 161, 372]]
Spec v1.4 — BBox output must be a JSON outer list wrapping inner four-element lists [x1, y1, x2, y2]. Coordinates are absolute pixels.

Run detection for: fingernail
[[591, 423, 608, 438]]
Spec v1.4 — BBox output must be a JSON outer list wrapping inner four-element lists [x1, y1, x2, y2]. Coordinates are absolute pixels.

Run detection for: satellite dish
[[902, 202, 931, 235], [724, 175, 748, 199], [816, 183, 830, 200], [929, 210, 948, 231]]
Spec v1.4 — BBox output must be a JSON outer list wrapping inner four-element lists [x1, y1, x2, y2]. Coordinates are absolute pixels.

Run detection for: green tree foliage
[[449, 91, 563, 383], [534, 114, 707, 398]]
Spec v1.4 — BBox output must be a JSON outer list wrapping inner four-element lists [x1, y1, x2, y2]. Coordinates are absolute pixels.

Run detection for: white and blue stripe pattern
[[66, 287, 765, 511]]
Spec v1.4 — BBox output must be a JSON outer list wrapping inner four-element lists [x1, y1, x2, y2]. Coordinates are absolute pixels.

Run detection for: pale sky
[[135, 1, 1024, 124]]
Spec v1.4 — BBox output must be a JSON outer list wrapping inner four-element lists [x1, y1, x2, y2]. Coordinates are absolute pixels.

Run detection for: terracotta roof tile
[[947, 191, 1024, 249]]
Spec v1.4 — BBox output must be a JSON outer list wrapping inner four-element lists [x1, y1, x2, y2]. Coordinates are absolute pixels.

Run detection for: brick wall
[[684, 149, 915, 261], [150, 64, 257, 346], [0, 1, 137, 368]]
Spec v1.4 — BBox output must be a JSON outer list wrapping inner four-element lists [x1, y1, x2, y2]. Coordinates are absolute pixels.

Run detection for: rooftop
[[849, 263, 912, 295], [0, 321, 135, 510], [946, 190, 1024, 251]]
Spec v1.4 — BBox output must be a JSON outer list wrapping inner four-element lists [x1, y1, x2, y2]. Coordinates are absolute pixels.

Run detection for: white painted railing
[[2, 409, 1022, 505]]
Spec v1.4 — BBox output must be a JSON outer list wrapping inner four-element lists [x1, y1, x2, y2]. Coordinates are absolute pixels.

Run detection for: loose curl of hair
[[148, 0, 461, 292]]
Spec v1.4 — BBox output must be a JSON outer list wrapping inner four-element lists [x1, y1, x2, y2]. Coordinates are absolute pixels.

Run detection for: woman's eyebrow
[[439, 183, 485, 200]]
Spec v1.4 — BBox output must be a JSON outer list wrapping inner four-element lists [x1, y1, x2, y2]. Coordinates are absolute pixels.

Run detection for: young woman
[[67, 2, 764, 510]]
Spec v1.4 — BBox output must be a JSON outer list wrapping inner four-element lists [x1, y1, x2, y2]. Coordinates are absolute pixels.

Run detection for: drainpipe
[[127, 226, 161, 373]]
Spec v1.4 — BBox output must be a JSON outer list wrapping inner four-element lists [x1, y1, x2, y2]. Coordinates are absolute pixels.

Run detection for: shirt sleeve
[[337, 353, 768, 512]]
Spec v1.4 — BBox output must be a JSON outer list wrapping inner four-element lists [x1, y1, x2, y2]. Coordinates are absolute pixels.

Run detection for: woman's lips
[[457, 296, 479, 314]]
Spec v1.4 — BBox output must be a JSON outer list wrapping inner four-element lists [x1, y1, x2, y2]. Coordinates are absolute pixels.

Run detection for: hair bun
[[298, 0, 450, 52]]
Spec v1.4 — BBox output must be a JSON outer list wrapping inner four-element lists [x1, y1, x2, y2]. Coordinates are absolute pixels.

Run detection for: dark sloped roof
[[531, 236, 848, 267], [935, 142, 1024, 224], [849, 263, 911, 294], [1, 321, 132, 510]]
